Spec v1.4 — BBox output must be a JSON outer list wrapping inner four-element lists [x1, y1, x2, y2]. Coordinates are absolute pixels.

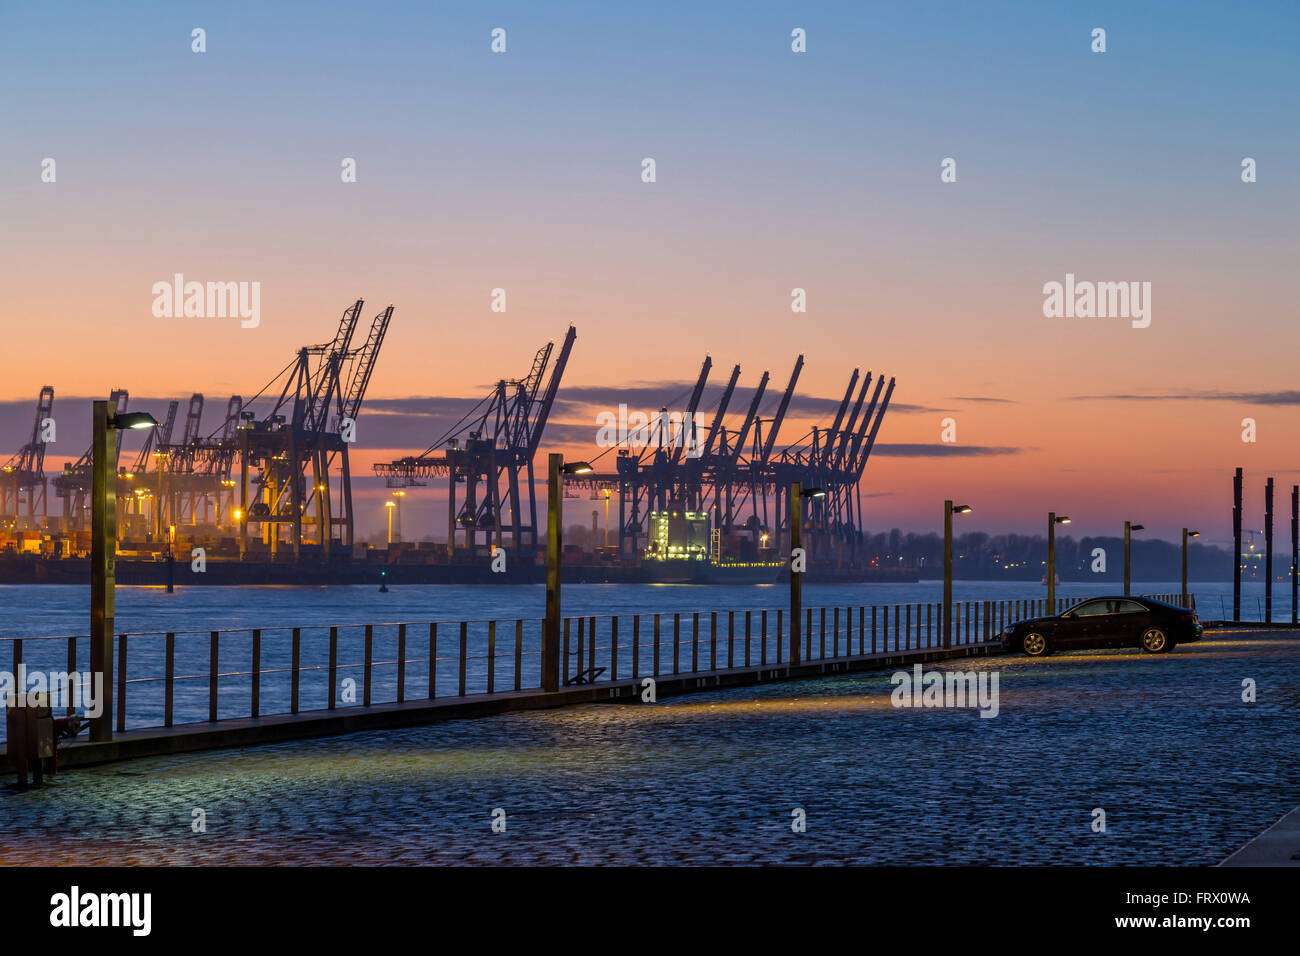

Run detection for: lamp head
[[110, 411, 159, 431]]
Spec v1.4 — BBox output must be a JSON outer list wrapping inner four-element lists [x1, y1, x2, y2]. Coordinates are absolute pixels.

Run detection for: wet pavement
[[2, 630, 1297, 865]]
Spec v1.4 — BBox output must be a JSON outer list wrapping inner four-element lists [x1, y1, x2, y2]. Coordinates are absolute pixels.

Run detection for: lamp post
[[1181, 528, 1199, 607], [1047, 512, 1071, 611], [91, 402, 158, 743], [1123, 521, 1143, 595], [393, 489, 405, 544], [166, 523, 175, 594], [1292, 486, 1298, 625], [943, 501, 972, 647], [385, 500, 395, 545], [545, 456, 592, 691], [789, 483, 825, 664]]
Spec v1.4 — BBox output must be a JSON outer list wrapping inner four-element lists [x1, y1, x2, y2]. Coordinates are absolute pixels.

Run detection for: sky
[[2, 0, 1297, 545]]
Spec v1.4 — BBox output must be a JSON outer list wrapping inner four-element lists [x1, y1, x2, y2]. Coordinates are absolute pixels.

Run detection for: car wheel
[[1140, 627, 1171, 653], [1021, 631, 1049, 657]]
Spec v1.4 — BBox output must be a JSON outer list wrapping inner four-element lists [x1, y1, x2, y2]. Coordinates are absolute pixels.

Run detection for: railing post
[[209, 630, 219, 721], [872, 606, 878, 654], [806, 608, 812, 661], [563, 617, 571, 683], [328, 626, 337, 709], [116, 633, 126, 733], [575, 617, 585, 681], [429, 623, 437, 699], [487, 621, 496, 694], [164, 632, 174, 727], [763, 610, 770, 666], [588, 615, 596, 674], [727, 611, 735, 668], [745, 611, 752, 666], [611, 616, 619, 681], [632, 615, 640, 678], [67, 636, 77, 717], [515, 620, 524, 691], [251, 628, 261, 718], [363, 625, 373, 706], [291, 627, 300, 714], [833, 607, 840, 657], [710, 612, 717, 671], [458, 621, 468, 696], [692, 612, 699, 673], [653, 614, 661, 676], [673, 613, 681, 674], [397, 623, 406, 703]]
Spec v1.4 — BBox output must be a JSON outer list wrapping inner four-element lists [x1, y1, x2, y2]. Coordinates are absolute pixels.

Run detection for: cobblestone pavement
[[2, 630, 1297, 865]]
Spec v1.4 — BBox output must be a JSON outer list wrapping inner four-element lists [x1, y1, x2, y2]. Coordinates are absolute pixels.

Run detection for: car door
[[1112, 600, 1153, 646], [1059, 599, 1111, 648]]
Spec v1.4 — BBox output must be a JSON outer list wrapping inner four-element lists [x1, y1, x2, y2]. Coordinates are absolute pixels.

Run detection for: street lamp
[[788, 485, 826, 664], [541, 457, 594, 692], [602, 488, 611, 549], [943, 502, 972, 647], [1047, 513, 1071, 611], [1182, 529, 1199, 606], [91, 402, 158, 742], [385, 500, 396, 545], [393, 489, 405, 543], [1124, 521, 1144, 596]]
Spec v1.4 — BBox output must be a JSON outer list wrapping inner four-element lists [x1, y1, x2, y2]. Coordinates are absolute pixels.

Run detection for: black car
[[998, 596, 1202, 657]]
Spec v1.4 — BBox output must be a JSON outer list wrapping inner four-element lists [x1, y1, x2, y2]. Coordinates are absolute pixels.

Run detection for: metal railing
[[0, 593, 1197, 740]]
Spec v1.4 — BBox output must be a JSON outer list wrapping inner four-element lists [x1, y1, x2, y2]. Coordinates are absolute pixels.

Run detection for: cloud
[[871, 443, 1026, 458], [1070, 390, 1300, 405]]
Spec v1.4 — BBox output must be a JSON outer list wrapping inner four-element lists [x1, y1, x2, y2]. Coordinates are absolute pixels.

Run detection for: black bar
[[116, 633, 126, 733], [251, 628, 261, 718], [363, 625, 373, 706], [397, 623, 406, 703], [164, 632, 174, 727], [209, 630, 219, 721], [291, 627, 300, 714], [328, 626, 337, 710]]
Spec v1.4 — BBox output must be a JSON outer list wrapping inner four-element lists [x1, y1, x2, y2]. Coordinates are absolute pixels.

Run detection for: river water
[[0, 579, 1286, 737]]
